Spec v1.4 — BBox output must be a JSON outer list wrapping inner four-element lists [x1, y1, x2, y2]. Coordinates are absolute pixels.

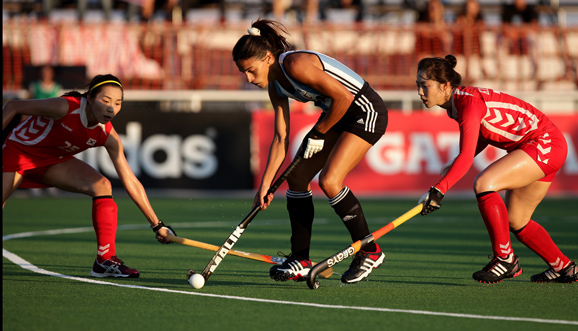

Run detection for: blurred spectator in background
[[501, 0, 538, 55], [273, 0, 319, 24], [29, 65, 63, 99], [415, 0, 451, 57], [126, 0, 156, 21], [127, 0, 179, 22], [502, 0, 538, 25], [319, 0, 365, 23], [457, 0, 483, 28], [453, 0, 484, 56], [40, 0, 113, 21], [77, 0, 113, 21], [412, 0, 433, 22]]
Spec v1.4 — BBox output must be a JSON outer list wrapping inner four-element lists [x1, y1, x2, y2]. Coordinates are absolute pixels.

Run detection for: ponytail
[[233, 19, 292, 62]]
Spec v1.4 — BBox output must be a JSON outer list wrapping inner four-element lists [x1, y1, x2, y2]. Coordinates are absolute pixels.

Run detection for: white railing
[[5, 89, 576, 114]]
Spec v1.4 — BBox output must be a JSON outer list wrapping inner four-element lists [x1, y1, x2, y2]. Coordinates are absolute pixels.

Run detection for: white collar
[[71, 97, 106, 132]]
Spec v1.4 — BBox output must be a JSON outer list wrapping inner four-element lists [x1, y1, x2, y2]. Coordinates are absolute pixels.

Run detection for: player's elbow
[[341, 92, 354, 106], [2, 100, 20, 129]]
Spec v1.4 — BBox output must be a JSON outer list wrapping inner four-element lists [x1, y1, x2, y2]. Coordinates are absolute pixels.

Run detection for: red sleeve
[[435, 97, 486, 193], [62, 95, 81, 113]]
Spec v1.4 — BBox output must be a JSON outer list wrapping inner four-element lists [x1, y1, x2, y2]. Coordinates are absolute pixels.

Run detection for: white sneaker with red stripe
[[270, 254, 312, 282]]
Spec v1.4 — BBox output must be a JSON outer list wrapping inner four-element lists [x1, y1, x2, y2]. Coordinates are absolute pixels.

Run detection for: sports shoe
[[341, 244, 385, 284], [531, 260, 578, 283], [91, 256, 140, 278], [270, 254, 312, 282], [472, 254, 522, 284]]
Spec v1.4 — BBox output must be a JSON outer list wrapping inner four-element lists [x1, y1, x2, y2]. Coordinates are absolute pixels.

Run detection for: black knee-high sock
[[287, 190, 314, 260], [329, 187, 376, 252]]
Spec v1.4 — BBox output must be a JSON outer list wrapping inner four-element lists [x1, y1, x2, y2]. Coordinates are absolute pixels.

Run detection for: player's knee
[[473, 174, 497, 194], [318, 172, 341, 197], [509, 218, 529, 232], [90, 176, 112, 197], [286, 172, 308, 191]]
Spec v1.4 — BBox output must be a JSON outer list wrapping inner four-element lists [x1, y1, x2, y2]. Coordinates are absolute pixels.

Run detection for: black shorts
[[319, 82, 388, 145]]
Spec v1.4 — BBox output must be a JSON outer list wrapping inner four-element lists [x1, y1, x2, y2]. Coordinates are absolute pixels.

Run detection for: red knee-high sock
[[477, 191, 513, 259], [92, 196, 118, 263], [514, 220, 570, 272]]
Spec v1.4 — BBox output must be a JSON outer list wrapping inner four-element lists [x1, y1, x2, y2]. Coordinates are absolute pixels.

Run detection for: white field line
[[2, 224, 578, 326]]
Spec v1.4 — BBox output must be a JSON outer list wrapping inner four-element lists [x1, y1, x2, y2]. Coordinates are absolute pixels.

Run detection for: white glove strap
[[163, 226, 176, 236], [418, 191, 429, 205]]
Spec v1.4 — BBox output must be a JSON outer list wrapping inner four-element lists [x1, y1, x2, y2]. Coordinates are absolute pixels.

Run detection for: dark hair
[[232, 19, 292, 62], [61, 74, 123, 99], [417, 55, 462, 88]]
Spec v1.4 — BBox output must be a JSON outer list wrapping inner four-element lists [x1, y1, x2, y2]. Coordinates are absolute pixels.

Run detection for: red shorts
[[519, 129, 567, 182], [3, 142, 72, 189], [16, 165, 53, 188]]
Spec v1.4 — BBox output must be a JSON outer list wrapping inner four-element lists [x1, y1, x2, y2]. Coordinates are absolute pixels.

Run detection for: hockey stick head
[[306, 204, 422, 289], [306, 236, 372, 289]]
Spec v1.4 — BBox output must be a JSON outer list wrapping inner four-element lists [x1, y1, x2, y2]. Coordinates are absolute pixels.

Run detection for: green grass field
[[3, 195, 578, 330]]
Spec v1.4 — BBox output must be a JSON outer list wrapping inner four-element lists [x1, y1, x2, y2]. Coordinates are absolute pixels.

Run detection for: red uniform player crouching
[[416, 55, 577, 284], [3, 74, 176, 278]]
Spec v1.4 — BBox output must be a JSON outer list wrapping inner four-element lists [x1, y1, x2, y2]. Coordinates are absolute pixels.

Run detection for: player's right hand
[[152, 220, 177, 244], [254, 186, 273, 210]]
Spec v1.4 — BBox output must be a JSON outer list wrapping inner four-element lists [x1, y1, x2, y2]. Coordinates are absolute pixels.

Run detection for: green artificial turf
[[3, 196, 578, 330]]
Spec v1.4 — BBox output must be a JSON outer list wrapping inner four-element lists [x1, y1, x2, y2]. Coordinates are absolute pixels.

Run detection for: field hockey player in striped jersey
[[233, 19, 389, 285], [416, 55, 576, 284]]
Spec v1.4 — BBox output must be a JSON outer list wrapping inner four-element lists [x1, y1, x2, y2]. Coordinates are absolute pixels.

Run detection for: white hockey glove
[[301, 127, 326, 159]]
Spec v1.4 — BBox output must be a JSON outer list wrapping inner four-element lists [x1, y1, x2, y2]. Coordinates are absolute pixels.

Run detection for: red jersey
[[436, 86, 562, 193], [3, 96, 113, 172]]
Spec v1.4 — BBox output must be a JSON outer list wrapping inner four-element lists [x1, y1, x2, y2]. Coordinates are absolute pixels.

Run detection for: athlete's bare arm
[[2, 98, 69, 129], [256, 85, 291, 209], [104, 128, 162, 228]]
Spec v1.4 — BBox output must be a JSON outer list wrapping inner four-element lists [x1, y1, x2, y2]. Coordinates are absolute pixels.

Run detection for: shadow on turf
[[6, 259, 548, 289]]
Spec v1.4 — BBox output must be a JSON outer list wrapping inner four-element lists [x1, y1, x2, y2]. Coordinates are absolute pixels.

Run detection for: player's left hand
[[152, 220, 177, 244], [301, 127, 325, 159], [419, 187, 444, 215]]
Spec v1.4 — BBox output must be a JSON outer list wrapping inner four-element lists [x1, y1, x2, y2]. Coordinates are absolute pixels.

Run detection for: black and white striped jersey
[[273, 50, 366, 112]]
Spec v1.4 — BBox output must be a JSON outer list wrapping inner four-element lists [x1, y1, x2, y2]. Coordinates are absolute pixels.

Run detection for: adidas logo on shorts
[[357, 118, 364, 124]]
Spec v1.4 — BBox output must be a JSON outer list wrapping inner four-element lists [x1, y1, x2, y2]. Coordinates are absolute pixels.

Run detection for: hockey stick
[[305, 204, 423, 289], [169, 234, 284, 264], [200, 156, 303, 282], [169, 234, 334, 278]]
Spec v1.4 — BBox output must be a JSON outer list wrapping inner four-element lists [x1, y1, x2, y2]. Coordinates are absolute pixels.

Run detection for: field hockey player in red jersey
[[233, 19, 389, 284], [3, 74, 177, 278], [416, 55, 577, 284]]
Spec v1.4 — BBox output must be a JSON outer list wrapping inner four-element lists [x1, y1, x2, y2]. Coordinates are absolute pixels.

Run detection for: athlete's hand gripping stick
[[301, 127, 325, 159], [152, 220, 177, 244], [419, 187, 444, 215]]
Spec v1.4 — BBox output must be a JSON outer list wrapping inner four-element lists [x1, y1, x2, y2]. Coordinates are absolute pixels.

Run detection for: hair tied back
[[247, 27, 261, 36], [444, 54, 457, 69]]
